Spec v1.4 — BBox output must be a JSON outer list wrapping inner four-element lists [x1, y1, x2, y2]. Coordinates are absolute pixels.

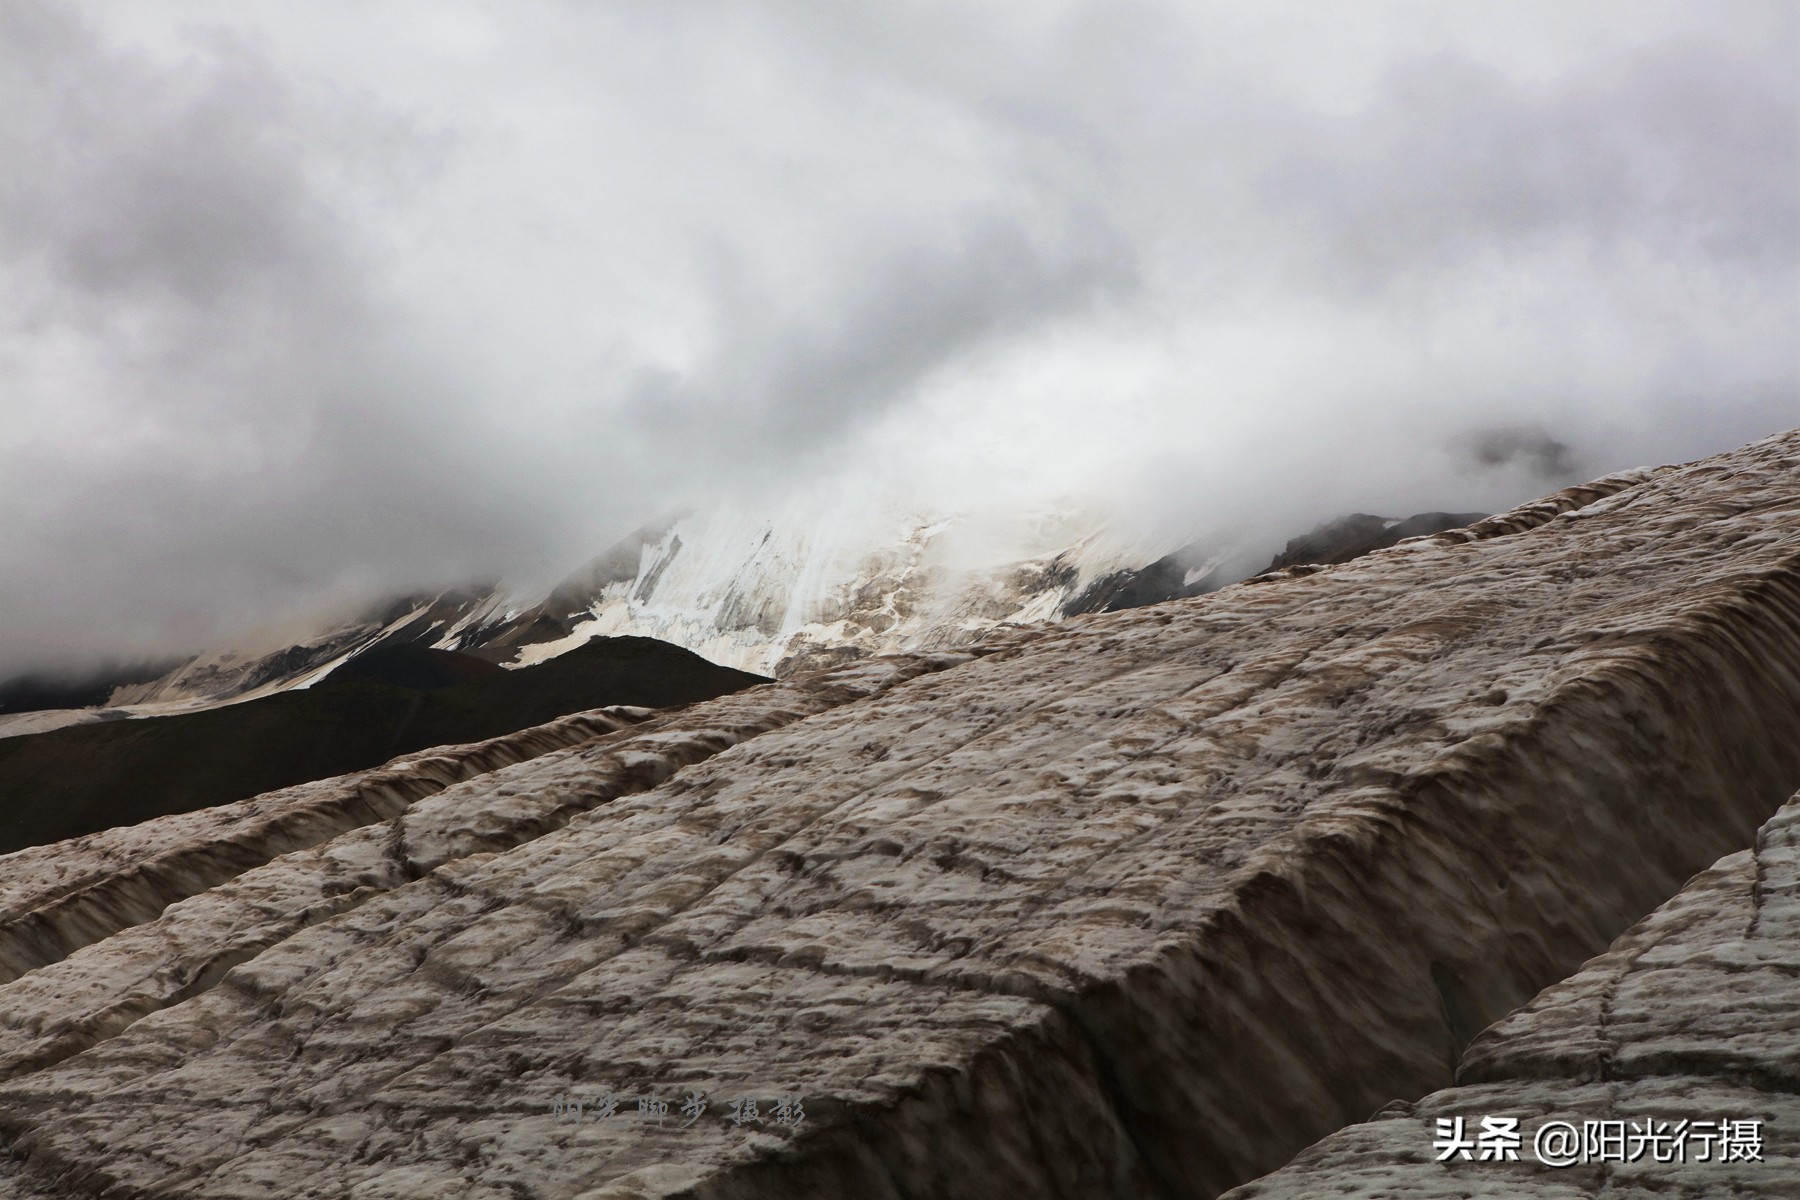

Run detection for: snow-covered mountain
[[494, 500, 1218, 678], [2, 500, 1483, 734], [91, 500, 1216, 715]]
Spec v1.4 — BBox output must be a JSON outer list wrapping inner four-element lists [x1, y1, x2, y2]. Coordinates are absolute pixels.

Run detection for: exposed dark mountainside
[[1062, 510, 1489, 616], [318, 643, 506, 689], [0, 659, 182, 716], [1264, 510, 1491, 571], [96, 588, 523, 710], [2, 509, 1488, 726], [0, 432, 1793, 1199], [0, 637, 766, 856], [1060, 543, 1222, 614]]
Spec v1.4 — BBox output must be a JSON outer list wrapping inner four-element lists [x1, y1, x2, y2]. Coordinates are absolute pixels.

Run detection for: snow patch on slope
[[537, 495, 1184, 676]]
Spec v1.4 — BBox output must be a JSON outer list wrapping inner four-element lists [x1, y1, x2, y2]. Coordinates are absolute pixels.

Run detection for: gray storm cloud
[[0, 0, 1794, 673]]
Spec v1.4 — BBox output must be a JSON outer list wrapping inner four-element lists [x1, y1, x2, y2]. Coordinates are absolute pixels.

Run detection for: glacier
[[0, 431, 1796, 1197]]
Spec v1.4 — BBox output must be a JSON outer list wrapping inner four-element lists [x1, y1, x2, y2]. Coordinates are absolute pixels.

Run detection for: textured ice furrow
[[0, 655, 965, 1087], [0, 708, 663, 987], [1, 434, 1798, 1199], [0, 707, 643, 919], [1222, 788, 1800, 1198]]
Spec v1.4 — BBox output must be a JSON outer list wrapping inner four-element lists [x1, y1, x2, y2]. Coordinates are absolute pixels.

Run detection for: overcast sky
[[1, 0, 1794, 673]]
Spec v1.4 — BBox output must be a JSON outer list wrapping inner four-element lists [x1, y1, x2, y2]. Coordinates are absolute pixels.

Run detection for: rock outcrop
[[0, 432, 1797, 1199], [1222, 785, 1800, 1198]]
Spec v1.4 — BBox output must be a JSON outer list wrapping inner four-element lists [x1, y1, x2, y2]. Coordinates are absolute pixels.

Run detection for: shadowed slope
[[0, 637, 767, 855]]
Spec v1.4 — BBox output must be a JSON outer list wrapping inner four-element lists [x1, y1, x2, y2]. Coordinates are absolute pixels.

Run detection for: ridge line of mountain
[[1, 501, 1521, 727]]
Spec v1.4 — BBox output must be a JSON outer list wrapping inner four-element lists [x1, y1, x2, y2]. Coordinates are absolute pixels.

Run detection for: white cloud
[[1, 0, 1793, 671]]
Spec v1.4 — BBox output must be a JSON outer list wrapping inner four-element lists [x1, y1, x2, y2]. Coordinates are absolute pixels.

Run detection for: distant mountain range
[[0, 507, 1487, 741]]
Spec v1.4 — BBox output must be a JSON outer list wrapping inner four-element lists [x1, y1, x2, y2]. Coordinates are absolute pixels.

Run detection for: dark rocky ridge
[[0, 659, 183, 716], [1060, 543, 1220, 615], [1063, 510, 1489, 616], [1265, 510, 1491, 571], [0, 636, 766, 856], [319, 643, 505, 689], [91, 588, 520, 710]]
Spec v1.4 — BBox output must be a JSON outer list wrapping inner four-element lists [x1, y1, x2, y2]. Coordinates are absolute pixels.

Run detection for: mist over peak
[[1, 0, 1792, 675]]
